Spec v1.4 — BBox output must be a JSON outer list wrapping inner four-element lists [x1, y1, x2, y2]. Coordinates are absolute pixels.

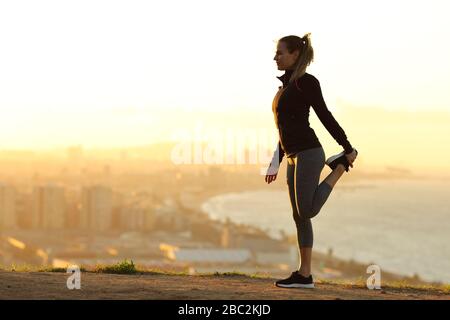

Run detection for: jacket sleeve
[[275, 140, 285, 165], [267, 141, 285, 174], [306, 77, 354, 154]]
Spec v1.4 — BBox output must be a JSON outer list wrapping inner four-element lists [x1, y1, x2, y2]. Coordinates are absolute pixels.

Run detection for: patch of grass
[[316, 277, 450, 295], [195, 270, 271, 279], [0, 263, 89, 273], [195, 271, 250, 278], [135, 268, 189, 276], [93, 259, 137, 274], [249, 273, 272, 279], [40, 267, 67, 273], [9, 264, 35, 272], [442, 284, 450, 293], [38, 266, 87, 273], [214, 271, 248, 277], [316, 278, 365, 288], [382, 280, 448, 294], [153, 269, 189, 276]]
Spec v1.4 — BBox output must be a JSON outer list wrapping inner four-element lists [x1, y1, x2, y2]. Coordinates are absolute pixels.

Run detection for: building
[[0, 184, 16, 229], [154, 199, 190, 232], [80, 185, 113, 232], [32, 184, 66, 229], [120, 203, 156, 232]]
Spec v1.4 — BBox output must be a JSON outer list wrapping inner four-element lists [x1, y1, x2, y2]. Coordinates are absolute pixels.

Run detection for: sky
[[0, 0, 450, 171]]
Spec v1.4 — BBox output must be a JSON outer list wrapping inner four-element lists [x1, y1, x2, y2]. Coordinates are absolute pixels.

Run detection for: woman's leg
[[299, 247, 312, 277], [294, 146, 331, 220], [286, 158, 313, 274], [287, 146, 334, 277], [323, 164, 346, 188]]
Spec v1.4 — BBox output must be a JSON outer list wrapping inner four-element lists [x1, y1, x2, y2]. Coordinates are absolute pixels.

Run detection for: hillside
[[0, 270, 448, 300]]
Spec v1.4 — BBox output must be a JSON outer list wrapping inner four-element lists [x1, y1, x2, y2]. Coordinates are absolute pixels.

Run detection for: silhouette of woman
[[265, 33, 358, 288]]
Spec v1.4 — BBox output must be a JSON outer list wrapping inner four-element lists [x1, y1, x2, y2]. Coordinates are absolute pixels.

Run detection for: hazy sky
[[1, 0, 450, 163]]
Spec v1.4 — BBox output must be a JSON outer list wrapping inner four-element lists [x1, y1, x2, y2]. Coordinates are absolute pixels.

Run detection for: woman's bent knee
[[295, 204, 317, 219]]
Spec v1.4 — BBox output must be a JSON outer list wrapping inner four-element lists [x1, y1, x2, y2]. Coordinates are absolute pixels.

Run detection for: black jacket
[[271, 69, 353, 165]]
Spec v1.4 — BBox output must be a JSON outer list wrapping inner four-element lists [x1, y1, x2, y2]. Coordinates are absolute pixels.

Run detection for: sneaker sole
[[325, 151, 345, 165], [275, 283, 315, 289], [326, 149, 358, 166]]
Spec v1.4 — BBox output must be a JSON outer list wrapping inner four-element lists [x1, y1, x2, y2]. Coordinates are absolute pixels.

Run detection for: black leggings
[[286, 146, 333, 248]]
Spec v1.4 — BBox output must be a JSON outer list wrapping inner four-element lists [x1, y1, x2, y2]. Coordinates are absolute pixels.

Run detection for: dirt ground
[[0, 271, 448, 300]]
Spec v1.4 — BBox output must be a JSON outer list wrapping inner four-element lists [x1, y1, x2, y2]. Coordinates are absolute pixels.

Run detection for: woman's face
[[273, 41, 299, 71]]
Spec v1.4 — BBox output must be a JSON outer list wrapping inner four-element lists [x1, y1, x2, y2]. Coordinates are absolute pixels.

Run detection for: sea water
[[201, 178, 450, 283]]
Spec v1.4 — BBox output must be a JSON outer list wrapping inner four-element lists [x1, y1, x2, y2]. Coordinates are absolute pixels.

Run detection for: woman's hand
[[265, 161, 279, 184], [345, 149, 358, 168], [265, 172, 278, 184]]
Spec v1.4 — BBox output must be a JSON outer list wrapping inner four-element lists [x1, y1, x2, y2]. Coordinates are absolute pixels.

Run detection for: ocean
[[201, 178, 450, 283]]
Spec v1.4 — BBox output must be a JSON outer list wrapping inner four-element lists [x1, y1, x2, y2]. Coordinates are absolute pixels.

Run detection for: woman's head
[[273, 33, 314, 83]]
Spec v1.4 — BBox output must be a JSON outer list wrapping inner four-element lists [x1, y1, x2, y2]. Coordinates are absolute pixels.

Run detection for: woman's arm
[[275, 140, 285, 165], [306, 76, 353, 154], [267, 141, 284, 175]]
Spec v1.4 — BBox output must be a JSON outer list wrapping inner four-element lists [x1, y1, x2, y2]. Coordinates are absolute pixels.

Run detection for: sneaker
[[325, 149, 358, 172], [274, 271, 315, 289]]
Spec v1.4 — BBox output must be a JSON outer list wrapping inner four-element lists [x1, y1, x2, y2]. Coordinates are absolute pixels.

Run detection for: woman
[[265, 33, 358, 289]]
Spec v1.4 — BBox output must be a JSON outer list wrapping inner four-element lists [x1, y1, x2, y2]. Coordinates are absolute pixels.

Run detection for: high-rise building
[[0, 184, 16, 229], [120, 204, 156, 232], [31, 184, 66, 229], [80, 185, 113, 232]]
